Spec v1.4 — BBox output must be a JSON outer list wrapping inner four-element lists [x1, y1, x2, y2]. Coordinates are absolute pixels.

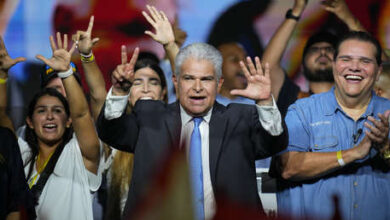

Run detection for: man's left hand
[[365, 110, 390, 154], [230, 56, 272, 105]]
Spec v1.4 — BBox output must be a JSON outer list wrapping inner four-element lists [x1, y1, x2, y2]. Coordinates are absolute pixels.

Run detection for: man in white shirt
[[97, 42, 287, 219]]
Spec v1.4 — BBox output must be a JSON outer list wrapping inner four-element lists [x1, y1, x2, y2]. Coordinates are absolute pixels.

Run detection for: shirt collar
[[323, 87, 339, 116], [324, 87, 376, 117], [363, 91, 378, 117], [180, 105, 212, 125]]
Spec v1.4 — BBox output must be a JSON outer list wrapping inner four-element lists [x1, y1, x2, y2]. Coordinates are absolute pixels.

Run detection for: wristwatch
[[285, 9, 300, 21]]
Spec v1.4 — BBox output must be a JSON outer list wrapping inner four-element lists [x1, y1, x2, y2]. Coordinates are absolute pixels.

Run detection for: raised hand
[[322, 0, 364, 32], [74, 16, 99, 55], [36, 32, 76, 72], [0, 36, 26, 77], [292, 0, 308, 15], [111, 45, 139, 95], [142, 5, 175, 46], [230, 57, 272, 105], [321, 0, 353, 22]]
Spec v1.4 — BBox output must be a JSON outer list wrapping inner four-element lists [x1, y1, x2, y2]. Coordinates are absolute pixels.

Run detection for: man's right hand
[[111, 45, 139, 96], [349, 136, 372, 160]]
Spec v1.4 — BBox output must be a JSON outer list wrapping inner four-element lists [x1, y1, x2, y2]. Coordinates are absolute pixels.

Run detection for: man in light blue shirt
[[276, 31, 390, 220]]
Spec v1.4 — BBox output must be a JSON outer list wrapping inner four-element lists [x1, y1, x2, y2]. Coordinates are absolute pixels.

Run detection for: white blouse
[[19, 134, 101, 220]]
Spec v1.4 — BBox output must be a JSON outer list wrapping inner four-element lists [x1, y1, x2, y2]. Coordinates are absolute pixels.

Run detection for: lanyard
[[28, 152, 54, 189]]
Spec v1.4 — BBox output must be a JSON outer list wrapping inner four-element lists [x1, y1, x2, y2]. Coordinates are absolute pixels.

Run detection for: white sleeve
[[104, 87, 130, 120], [256, 96, 283, 136]]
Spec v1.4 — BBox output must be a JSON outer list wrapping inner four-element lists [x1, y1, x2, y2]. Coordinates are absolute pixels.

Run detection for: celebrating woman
[[0, 33, 101, 220]]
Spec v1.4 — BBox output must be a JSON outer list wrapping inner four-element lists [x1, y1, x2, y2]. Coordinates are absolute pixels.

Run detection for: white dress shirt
[[104, 87, 283, 219]]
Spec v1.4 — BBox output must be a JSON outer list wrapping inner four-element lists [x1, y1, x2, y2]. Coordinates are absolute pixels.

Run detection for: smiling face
[[174, 58, 223, 117], [129, 67, 166, 106], [303, 42, 334, 82], [333, 39, 381, 100], [26, 95, 71, 147], [218, 42, 247, 90]]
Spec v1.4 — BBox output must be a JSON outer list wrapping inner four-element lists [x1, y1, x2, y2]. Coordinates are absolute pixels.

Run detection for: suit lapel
[[209, 102, 228, 185], [165, 102, 182, 149]]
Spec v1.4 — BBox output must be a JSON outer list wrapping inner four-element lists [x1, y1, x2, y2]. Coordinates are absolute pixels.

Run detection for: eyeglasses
[[307, 46, 335, 54]]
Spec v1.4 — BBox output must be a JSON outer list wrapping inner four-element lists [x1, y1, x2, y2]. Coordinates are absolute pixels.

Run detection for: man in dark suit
[[97, 43, 287, 219]]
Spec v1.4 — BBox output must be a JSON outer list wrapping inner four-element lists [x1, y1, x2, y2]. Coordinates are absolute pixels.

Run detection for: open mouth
[[236, 73, 247, 79], [236, 73, 247, 84], [190, 96, 206, 103], [43, 123, 58, 132], [344, 74, 363, 82]]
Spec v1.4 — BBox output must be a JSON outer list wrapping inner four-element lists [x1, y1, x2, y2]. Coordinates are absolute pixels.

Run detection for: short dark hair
[[137, 51, 160, 64], [333, 31, 382, 65], [303, 31, 338, 60]]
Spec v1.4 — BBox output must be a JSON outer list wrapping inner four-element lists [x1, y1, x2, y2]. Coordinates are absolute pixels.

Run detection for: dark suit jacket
[[0, 127, 36, 219], [97, 100, 287, 218]]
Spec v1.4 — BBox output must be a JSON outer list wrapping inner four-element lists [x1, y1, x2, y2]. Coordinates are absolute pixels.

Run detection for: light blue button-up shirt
[[278, 87, 390, 220]]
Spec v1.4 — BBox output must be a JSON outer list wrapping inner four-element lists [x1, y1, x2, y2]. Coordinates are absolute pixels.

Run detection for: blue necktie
[[189, 117, 204, 220]]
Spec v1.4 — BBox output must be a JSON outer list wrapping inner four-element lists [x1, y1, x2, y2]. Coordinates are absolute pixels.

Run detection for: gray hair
[[175, 43, 223, 81]]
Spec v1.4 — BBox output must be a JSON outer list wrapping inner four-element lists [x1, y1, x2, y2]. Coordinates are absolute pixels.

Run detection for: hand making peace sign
[[111, 46, 139, 95]]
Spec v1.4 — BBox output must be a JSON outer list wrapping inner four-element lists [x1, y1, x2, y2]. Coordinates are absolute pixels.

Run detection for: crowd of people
[[1, 0, 390, 220]]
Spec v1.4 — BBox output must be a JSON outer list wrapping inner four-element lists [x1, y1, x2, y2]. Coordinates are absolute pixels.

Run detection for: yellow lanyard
[[28, 152, 54, 189]]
